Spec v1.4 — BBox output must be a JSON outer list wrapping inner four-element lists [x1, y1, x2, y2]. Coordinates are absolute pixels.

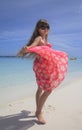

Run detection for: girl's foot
[[36, 111, 46, 124]]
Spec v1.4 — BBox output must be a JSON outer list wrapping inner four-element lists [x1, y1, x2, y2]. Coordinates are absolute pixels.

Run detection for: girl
[[17, 19, 68, 124]]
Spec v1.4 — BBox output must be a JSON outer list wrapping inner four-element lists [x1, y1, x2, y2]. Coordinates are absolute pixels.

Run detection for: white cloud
[[49, 32, 82, 57], [0, 29, 31, 42]]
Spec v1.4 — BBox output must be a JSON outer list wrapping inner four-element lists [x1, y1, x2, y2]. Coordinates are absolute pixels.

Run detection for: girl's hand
[[17, 46, 29, 57], [22, 46, 28, 53], [23, 46, 31, 53]]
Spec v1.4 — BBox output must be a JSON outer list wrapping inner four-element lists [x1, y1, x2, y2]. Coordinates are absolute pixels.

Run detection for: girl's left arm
[[17, 36, 41, 56], [22, 36, 42, 53]]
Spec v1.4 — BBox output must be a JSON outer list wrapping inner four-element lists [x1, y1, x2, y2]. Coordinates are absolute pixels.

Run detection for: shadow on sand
[[0, 110, 41, 130]]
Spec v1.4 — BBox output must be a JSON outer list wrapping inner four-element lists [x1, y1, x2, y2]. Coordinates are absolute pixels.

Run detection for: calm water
[[0, 57, 82, 105], [0, 57, 34, 88]]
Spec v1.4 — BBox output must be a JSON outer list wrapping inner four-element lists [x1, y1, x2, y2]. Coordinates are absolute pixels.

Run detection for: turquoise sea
[[0, 57, 82, 105]]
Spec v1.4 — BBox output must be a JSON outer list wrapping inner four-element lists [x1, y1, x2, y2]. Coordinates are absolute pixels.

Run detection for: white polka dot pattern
[[28, 43, 68, 91]]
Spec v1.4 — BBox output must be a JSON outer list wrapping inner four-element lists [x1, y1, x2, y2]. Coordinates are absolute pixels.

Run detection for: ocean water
[[0, 57, 82, 105]]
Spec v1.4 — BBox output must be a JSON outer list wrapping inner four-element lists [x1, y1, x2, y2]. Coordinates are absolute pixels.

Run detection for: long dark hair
[[26, 19, 50, 46]]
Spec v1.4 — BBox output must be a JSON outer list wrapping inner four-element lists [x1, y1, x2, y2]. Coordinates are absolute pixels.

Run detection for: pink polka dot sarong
[[28, 43, 68, 91]]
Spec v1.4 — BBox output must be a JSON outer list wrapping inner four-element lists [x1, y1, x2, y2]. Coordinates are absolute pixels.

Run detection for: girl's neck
[[42, 38, 47, 43], [41, 36, 47, 42]]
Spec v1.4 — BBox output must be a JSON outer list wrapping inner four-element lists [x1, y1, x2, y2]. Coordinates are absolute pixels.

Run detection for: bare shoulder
[[29, 36, 42, 47], [34, 36, 45, 46], [34, 36, 42, 42]]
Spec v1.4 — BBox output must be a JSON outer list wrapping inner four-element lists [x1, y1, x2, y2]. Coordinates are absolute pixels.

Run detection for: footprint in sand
[[79, 111, 82, 115], [47, 105, 55, 110], [44, 105, 55, 113]]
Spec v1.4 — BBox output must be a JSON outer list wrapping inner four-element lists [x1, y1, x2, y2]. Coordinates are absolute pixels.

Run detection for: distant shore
[[0, 55, 82, 59]]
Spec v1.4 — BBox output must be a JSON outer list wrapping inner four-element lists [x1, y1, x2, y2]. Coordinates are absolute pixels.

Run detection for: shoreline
[[0, 69, 82, 107]]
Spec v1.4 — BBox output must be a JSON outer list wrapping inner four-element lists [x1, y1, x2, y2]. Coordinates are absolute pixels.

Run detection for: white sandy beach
[[0, 77, 82, 130]]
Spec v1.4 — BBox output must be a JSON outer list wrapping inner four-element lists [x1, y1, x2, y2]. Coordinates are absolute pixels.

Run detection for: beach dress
[[28, 43, 68, 91]]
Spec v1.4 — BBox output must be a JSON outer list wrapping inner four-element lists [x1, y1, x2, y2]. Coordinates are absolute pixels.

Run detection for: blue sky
[[0, 0, 82, 57]]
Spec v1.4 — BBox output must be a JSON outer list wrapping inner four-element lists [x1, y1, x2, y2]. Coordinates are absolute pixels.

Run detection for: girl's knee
[[37, 87, 42, 93], [44, 90, 52, 96]]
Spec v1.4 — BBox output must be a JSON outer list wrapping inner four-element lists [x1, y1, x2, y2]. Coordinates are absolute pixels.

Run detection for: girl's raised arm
[[17, 36, 41, 56]]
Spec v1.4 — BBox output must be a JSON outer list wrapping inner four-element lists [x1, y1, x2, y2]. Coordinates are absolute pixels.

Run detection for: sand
[[0, 78, 82, 130]]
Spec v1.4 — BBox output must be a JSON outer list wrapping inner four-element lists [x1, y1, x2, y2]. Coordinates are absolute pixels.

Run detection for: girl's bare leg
[[36, 88, 51, 124], [36, 87, 42, 112]]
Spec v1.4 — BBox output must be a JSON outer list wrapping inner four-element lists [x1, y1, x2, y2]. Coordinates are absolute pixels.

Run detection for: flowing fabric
[[28, 43, 68, 91]]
